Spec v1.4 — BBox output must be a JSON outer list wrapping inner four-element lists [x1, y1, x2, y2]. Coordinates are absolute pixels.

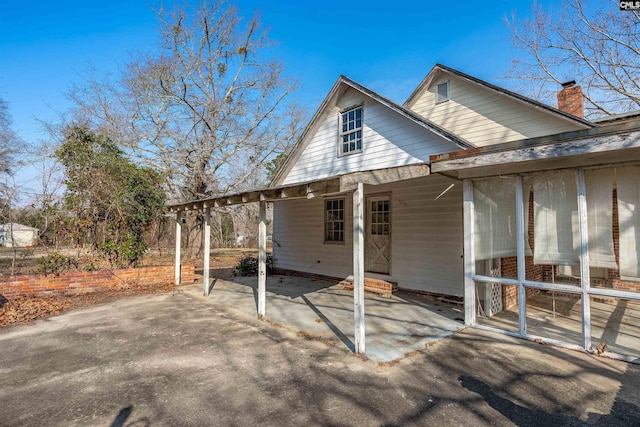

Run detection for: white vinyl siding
[[280, 88, 459, 186], [272, 174, 464, 296], [407, 76, 585, 147], [273, 196, 354, 278]]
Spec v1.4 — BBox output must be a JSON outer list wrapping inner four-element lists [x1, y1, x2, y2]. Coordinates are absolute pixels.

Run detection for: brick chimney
[[557, 80, 584, 118]]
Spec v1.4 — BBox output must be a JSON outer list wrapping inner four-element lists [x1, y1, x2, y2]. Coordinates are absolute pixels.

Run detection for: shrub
[[37, 252, 79, 275], [98, 233, 147, 268], [234, 254, 273, 276]]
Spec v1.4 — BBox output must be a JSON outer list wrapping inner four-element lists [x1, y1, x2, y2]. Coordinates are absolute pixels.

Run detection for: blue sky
[[1, 0, 557, 196]]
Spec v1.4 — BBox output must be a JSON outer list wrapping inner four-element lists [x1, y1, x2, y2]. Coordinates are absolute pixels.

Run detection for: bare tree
[[0, 97, 21, 273], [1, 180, 19, 275], [67, 1, 301, 256], [506, 0, 640, 118], [20, 142, 65, 247], [0, 97, 17, 179]]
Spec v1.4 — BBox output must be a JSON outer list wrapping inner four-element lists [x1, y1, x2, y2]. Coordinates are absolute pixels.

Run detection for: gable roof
[[270, 75, 475, 186], [404, 64, 595, 129], [0, 223, 39, 232]]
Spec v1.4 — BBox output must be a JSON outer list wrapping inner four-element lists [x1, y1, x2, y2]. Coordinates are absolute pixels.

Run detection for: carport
[[169, 164, 442, 357]]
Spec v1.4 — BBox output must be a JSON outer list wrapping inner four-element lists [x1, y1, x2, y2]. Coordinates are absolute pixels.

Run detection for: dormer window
[[436, 81, 449, 104], [339, 106, 363, 155]]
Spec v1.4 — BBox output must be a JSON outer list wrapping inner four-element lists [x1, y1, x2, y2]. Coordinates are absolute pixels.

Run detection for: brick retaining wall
[[0, 264, 195, 300]]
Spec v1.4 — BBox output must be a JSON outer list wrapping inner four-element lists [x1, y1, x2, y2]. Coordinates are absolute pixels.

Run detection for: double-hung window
[[339, 106, 363, 155], [325, 198, 345, 243]]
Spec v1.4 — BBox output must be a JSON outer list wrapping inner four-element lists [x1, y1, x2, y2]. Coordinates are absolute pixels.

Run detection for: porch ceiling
[[169, 163, 430, 212]]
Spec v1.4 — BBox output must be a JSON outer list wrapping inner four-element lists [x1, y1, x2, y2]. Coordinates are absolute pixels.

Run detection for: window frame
[[436, 80, 450, 104], [338, 104, 363, 156], [324, 197, 345, 244]]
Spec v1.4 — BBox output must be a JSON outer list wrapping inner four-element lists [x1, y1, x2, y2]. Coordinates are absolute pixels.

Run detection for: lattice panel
[[484, 266, 503, 317], [487, 283, 503, 316]]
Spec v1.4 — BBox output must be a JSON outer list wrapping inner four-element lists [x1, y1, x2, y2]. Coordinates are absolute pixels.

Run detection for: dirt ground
[[0, 247, 257, 328]]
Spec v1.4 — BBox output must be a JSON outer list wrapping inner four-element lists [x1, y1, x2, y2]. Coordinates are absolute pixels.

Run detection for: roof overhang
[[430, 121, 640, 180], [170, 163, 430, 212]]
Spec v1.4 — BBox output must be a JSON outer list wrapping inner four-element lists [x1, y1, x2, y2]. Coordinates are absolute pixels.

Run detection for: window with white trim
[[325, 198, 344, 243], [339, 106, 363, 155], [436, 81, 449, 104]]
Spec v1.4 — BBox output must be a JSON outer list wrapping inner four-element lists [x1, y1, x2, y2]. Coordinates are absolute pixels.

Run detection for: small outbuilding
[[0, 223, 39, 247]]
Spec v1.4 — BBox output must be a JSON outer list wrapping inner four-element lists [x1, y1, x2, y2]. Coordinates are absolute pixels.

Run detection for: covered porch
[[431, 120, 640, 363], [201, 273, 463, 362], [170, 163, 439, 357]]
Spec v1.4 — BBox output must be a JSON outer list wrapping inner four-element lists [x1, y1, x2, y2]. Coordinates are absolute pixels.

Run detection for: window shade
[[532, 170, 580, 265], [474, 178, 517, 260], [585, 168, 617, 269], [616, 166, 640, 279]]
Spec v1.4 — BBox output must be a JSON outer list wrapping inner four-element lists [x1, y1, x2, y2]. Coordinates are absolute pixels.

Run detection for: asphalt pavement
[[0, 283, 638, 426]]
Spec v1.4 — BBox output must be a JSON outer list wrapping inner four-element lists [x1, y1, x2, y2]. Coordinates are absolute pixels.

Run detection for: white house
[[269, 65, 590, 297], [171, 64, 640, 360], [0, 223, 39, 247]]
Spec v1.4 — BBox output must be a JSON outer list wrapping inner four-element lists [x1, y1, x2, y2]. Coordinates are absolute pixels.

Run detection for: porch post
[[353, 182, 365, 354], [462, 179, 476, 326], [175, 211, 182, 285], [515, 176, 527, 336], [258, 201, 267, 318], [576, 169, 592, 350], [203, 207, 211, 296]]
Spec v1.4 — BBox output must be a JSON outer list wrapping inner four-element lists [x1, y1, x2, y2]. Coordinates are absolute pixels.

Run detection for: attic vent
[[436, 81, 449, 104]]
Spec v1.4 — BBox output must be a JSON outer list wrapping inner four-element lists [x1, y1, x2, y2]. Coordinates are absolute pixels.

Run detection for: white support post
[[258, 201, 267, 318], [203, 207, 211, 296], [462, 179, 476, 326], [175, 211, 182, 285], [515, 176, 527, 336], [353, 182, 366, 354], [576, 169, 592, 350]]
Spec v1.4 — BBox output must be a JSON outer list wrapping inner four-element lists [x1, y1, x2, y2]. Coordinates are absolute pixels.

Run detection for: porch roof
[[169, 163, 431, 212], [429, 120, 640, 179]]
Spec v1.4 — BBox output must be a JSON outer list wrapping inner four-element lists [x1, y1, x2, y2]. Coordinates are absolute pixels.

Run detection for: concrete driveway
[[1, 283, 639, 426]]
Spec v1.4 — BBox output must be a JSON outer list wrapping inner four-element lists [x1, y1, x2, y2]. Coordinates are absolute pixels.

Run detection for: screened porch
[[431, 121, 640, 363]]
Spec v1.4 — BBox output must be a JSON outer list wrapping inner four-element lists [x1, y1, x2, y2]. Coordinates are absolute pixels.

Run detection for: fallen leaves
[[0, 281, 176, 328], [0, 296, 73, 325]]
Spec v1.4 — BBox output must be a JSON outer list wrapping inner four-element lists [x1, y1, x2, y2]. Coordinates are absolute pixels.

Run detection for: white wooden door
[[366, 195, 391, 274]]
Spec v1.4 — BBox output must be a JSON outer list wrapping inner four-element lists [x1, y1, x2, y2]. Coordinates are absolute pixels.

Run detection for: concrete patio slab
[[207, 274, 465, 361], [479, 293, 640, 361]]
